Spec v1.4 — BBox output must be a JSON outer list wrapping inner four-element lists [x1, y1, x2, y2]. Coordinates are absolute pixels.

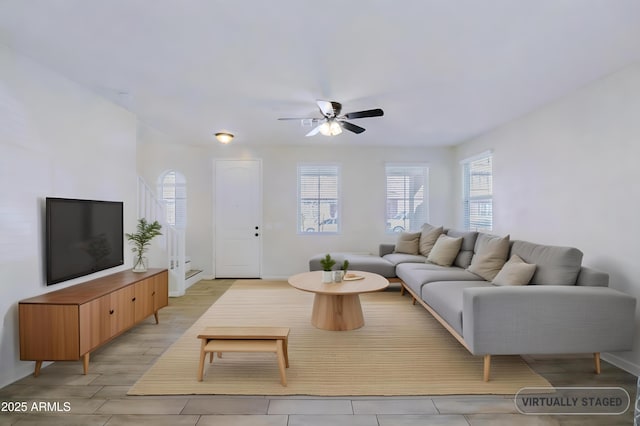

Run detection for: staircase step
[[185, 269, 203, 280]]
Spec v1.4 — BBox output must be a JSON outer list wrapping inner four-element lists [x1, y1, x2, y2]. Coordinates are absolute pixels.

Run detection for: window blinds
[[297, 164, 340, 233], [161, 171, 187, 229], [462, 154, 492, 231], [385, 165, 428, 232]]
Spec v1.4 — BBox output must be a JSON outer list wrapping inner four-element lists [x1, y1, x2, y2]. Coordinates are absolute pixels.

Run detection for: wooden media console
[[19, 268, 168, 376]]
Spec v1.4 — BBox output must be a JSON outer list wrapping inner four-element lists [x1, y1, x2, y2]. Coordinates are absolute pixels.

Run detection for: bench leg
[[283, 337, 289, 368], [198, 340, 207, 381], [483, 354, 491, 382], [276, 339, 287, 386], [594, 352, 601, 374], [400, 285, 405, 296], [411, 296, 416, 305]]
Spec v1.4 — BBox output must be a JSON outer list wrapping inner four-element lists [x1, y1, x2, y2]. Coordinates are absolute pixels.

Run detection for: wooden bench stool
[[197, 326, 290, 386]]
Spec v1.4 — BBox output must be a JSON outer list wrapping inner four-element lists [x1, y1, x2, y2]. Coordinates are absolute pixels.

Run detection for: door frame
[[212, 158, 263, 278]]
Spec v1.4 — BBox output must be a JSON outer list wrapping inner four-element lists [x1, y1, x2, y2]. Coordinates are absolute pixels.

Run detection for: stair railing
[[137, 176, 186, 296]]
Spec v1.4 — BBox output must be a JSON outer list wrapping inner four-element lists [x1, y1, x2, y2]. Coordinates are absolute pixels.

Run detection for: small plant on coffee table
[[320, 254, 336, 283], [320, 254, 336, 271], [341, 260, 349, 273]]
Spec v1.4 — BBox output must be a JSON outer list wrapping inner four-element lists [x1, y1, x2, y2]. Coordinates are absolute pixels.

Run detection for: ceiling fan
[[278, 100, 384, 136]]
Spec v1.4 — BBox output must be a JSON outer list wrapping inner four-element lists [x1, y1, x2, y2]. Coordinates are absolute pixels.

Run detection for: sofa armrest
[[462, 285, 636, 355], [576, 266, 609, 287], [379, 244, 395, 257]]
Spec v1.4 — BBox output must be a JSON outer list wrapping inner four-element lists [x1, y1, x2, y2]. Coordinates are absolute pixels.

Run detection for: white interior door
[[214, 159, 262, 278]]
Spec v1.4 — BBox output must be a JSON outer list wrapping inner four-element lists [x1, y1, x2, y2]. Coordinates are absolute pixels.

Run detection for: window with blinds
[[462, 153, 492, 231], [160, 170, 187, 229], [385, 164, 428, 232], [298, 164, 340, 233]]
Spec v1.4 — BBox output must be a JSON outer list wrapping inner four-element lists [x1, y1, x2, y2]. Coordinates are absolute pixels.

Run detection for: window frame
[[385, 163, 429, 233], [297, 163, 341, 235], [159, 170, 187, 229], [461, 151, 493, 232]]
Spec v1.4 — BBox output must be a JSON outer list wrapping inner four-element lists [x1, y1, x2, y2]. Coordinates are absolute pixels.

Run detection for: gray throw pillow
[[427, 234, 463, 267], [492, 254, 537, 286], [467, 234, 510, 281], [419, 224, 443, 257], [394, 232, 421, 255]]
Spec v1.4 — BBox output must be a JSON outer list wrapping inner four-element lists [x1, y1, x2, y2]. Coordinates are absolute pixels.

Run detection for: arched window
[[159, 170, 187, 229]]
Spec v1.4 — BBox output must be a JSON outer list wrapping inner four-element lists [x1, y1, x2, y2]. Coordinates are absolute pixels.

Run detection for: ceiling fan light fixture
[[215, 132, 234, 144], [319, 120, 342, 136], [318, 122, 331, 136], [330, 121, 342, 135]]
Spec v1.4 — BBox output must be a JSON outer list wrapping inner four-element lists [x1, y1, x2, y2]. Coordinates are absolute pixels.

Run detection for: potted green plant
[[126, 218, 162, 272], [319, 253, 336, 283]]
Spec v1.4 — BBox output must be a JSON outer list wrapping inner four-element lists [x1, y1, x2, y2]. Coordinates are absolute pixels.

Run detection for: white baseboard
[[602, 352, 640, 376]]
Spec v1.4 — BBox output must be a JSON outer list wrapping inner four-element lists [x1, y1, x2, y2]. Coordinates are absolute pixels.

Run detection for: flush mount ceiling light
[[215, 132, 234, 144]]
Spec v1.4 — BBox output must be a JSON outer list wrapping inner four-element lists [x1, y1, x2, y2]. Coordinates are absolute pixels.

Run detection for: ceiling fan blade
[[317, 100, 341, 118], [341, 121, 366, 134], [344, 108, 384, 119], [330, 101, 342, 116], [305, 125, 323, 137], [278, 117, 316, 120]]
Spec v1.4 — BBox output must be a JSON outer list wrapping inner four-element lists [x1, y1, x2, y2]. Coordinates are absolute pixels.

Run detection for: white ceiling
[[1, 0, 640, 147]]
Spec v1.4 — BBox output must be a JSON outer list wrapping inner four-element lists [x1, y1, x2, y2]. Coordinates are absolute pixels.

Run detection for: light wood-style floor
[[0, 279, 636, 426]]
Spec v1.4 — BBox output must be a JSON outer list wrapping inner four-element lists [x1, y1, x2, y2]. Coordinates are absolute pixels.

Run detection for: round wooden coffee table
[[288, 270, 389, 331]]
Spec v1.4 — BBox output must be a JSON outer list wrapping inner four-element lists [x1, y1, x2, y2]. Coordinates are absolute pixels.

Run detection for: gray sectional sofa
[[309, 225, 636, 381]]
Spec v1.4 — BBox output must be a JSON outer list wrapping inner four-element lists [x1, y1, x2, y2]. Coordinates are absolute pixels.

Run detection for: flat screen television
[[46, 197, 124, 285]]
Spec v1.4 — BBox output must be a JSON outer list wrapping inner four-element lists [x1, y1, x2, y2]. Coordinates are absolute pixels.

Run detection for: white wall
[[0, 44, 138, 387], [454, 62, 640, 375], [137, 140, 456, 279]]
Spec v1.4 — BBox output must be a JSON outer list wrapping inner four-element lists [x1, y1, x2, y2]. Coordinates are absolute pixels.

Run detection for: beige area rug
[[128, 280, 550, 396]]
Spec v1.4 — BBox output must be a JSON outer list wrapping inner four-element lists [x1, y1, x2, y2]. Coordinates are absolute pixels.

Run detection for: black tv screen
[[46, 197, 124, 285]]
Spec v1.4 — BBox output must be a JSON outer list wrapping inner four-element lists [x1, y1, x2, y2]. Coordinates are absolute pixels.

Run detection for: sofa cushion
[[510, 240, 583, 285], [467, 233, 510, 281], [421, 281, 493, 335], [397, 263, 481, 295], [309, 252, 397, 278], [427, 234, 462, 267], [309, 252, 349, 271], [445, 229, 478, 269], [394, 231, 421, 255], [492, 254, 536, 286], [343, 254, 397, 278], [383, 253, 428, 266], [419, 224, 443, 257], [379, 243, 396, 257]]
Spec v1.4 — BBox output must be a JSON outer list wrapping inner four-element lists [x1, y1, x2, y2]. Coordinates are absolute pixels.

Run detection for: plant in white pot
[[319, 254, 336, 283], [126, 218, 162, 272]]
